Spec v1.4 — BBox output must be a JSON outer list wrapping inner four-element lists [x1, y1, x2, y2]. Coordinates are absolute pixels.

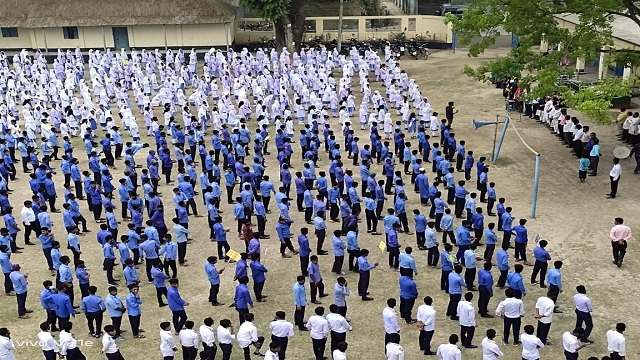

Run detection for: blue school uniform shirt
[[167, 287, 187, 311], [250, 261, 267, 283], [82, 294, 105, 313], [546, 268, 562, 289], [506, 272, 526, 295], [399, 276, 418, 299], [512, 225, 528, 243], [234, 283, 253, 309], [448, 272, 465, 294], [126, 293, 142, 316]]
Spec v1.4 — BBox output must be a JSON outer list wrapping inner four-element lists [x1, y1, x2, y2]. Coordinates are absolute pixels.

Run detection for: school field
[[1, 48, 637, 359]]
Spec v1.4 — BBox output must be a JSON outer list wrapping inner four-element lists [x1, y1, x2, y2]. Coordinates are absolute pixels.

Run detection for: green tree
[[240, 0, 306, 51], [449, 0, 640, 122]]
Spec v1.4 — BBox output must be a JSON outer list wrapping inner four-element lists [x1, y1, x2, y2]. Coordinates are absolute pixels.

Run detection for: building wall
[[0, 23, 232, 50]]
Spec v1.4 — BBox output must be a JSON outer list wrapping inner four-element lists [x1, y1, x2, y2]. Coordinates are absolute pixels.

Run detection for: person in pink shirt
[[609, 217, 632, 267]]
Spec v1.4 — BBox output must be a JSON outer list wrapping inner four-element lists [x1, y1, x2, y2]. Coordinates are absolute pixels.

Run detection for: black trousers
[[253, 281, 265, 301], [503, 316, 521, 343], [219, 343, 233, 360], [574, 310, 593, 341], [294, 306, 305, 328], [460, 325, 475, 347], [497, 269, 508, 288], [128, 314, 141, 336], [178, 242, 187, 264], [46, 309, 58, 331], [66, 347, 86, 360], [86, 311, 103, 335], [388, 246, 399, 269], [315, 229, 326, 252], [311, 338, 327, 360], [105, 351, 125, 360], [536, 321, 551, 344], [358, 271, 370, 298], [419, 330, 434, 354], [347, 250, 359, 271], [399, 297, 415, 322], [514, 242, 527, 261], [156, 286, 168, 306], [310, 281, 325, 302], [610, 176, 619, 197], [271, 335, 289, 360], [464, 268, 476, 289], [172, 310, 188, 332], [547, 284, 560, 303], [441, 270, 451, 292], [208, 283, 220, 304], [200, 342, 217, 360], [43, 349, 56, 360], [332, 256, 344, 274], [478, 286, 491, 315], [446, 293, 461, 317], [330, 331, 346, 353], [612, 240, 627, 265], [182, 346, 197, 360], [111, 316, 122, 337], [164, 259, 177, 278], [484, 244, 495, 263], [564, 350, 578, 360]]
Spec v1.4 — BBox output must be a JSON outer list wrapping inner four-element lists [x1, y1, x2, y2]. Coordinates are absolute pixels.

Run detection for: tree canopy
[[448, 0, 640, 122]]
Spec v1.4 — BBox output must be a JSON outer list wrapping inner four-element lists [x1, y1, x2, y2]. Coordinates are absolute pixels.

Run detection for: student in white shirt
[[264, 342, 281, 360], [332, 341, 348, 360], [481, 328, 503, 360], [436, 334, 461, 360], [269, 311, 295, 360], [534, 296, 555, 345], [520, 325, 544, 360], [382, 298, 401, 349], [608, 158, 622, 198], [59, 322, 86, 360], [495, 289, 524, 344], [606, 322, 626, 360], [0, 328, 16, 360], [385, 333, 405, 360], [416, 296, 436, 355], [37, 322, 59, 360], [326, 304, 352, 354], [236, 313, 265, 358], [102, 325, 125, 360], [159, 322, 177, 360], [457, 292, 477, 349], [199, 318, 217, 360], [179, 320, 199, 360], [216, 319, 235, 360], [306, 306, 330, 360], [562, 330, 587, 360]]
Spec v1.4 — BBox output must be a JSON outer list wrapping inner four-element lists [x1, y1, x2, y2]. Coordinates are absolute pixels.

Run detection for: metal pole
[[531, 154, 541, 218], [337, 0, 344, 52], [163, 24, 168, 51], [102, 26, 106, 51], [491, 114, 498, 162], [492, 115, 510, 164], [224, 22, 230, 52]]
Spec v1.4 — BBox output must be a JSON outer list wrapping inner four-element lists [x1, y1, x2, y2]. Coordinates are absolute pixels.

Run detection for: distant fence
[[235, 15, 453, 44]]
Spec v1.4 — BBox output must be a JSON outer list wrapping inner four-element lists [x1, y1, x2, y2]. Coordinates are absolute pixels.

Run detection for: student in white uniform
[[269, 311, 295, 360], [102, 325, 125, 360], [562, 329, 587, 360], [534, 295, 555, 345], [236, 313, 265, 358], [520, 325, 544, 360], [264, 342, 281, 360], [332, 341, 348, 360], [481, 328, 503, 360], [416, 296, 436, 355], [385, 333, 405, 360], [0, 328, 16, 360], [59, 322, 87, 360], [606, 322, 626, 360], [159, 321, 177, 360], [37, 322, 59, 360], [216, 319, 235, 360], [436, 334, 461, 360], [198, 318, 217, 360], [178, 320, 199, 360], [306, 306, 330, 360]]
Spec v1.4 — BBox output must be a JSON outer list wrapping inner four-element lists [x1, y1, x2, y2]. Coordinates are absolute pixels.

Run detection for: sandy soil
[[1, 48, 637, 360]]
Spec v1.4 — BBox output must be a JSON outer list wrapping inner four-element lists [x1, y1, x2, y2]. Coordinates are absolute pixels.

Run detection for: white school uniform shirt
[[265, 350, 280, 360], [481, 337, 503, 359], [535, 296, 554, 324], [58, 330, 78, 356], [199, 325, 216, 347], [386, 343, 405, 360], [382, 306, 400, 334], [332, 349, 347, 360], [457, 300, 476, 327], [102, 333, 119, 354], [20, 206, 35, 224], [159, 330, 176, 356], [609, 163, 622, 181], [216, 326, 235, 344], [416, 304, 436, 331], [495, 298, 524, 318], [326, 313, 352, 333], [37, 331, 59, 352], [562, 331, 580, 353], [270, 320, 294, 338], [0, 335, 15, 360], [436, 343, 461, 360], [179, 329, 199, 348], [306, 315, 330, 340], [606, 330, 626, 355], [520, 333, 544, 360], [236, 321, 259, 348]]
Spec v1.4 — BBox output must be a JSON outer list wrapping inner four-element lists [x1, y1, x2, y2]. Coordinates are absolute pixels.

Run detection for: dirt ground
[[1, 48, 637, 359]]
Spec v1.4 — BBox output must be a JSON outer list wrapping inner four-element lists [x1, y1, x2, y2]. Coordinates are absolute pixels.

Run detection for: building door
[[112, 27, 130, 50]]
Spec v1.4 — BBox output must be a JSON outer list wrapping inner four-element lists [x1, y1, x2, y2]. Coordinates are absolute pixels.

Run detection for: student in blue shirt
[[39, 280, 57, 330], [483, 223, 498, 263], [292, 275, 307, 330], [446, 265, 466, 320], [413, 209, 427, 250], [126, 285, 144, 338], [512, 218, 529, 264], [297, 228, 311, 276], [307, 255, 327, 304], [75, 261, 90, 298], [399, 247, 418, 277], [477, 262, 494, 317], [151, 262, 168, 307], [104, 286, 125, 338], [357, 249, 377, 301], [205, 256, 225, 306], [387, 223, 401, 270], [496, 198, 506, 230], [331, 230, 346, 275], [440, 208, 455, 244], [440, 244, 454, 292], [58, 256, 75, 306], [486, 182, 497, 216], [531, 239, 551, 287], [506, 264, 526, 298], [234, 276, 253, 324], [276, 217, 297, 258], [81, 285, 105, 337], [249, 255, 267, 302], [545, 260, 563, 306], [399, 275, 418, 323], [167, 278, 189, 332]]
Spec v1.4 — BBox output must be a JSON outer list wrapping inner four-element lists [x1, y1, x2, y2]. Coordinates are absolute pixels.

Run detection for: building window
[[62, 26, 79, 39], [1, 27, 18, 38]]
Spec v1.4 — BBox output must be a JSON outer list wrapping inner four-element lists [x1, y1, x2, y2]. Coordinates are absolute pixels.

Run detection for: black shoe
[[362, 296, 374, 301], [464, 345, 478, 349]]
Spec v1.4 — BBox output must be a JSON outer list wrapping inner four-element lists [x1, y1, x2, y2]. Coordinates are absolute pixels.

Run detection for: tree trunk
[[274, 17, 287, 50], [288, 0, 306, 52]]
